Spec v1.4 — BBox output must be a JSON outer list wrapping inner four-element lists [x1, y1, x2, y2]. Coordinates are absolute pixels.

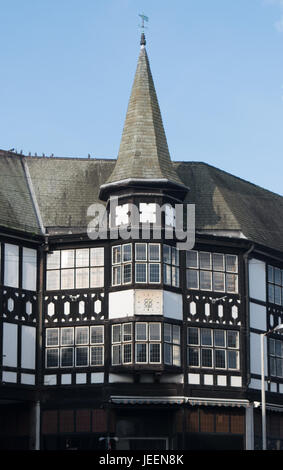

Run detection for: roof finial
[[139, 13, 148, 46]]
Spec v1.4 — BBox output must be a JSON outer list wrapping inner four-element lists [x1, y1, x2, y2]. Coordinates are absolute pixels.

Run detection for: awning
[[188, 397, 250, 408], [110, 396, 186, 405]]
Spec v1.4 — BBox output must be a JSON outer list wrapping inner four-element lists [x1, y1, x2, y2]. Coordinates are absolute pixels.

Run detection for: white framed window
[[46, 247, 104, 290], [164, 323, 181, 366], [135, 243, 161, 284], [112, 244, 132, 286], [187, 250, 238, 294], [187, 327, 240, 371], [163, 245, 179, 287]]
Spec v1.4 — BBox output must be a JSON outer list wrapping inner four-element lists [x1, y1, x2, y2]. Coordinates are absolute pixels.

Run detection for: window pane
[[199, 252, 211, 270], [90, 267, 104, 287], [164, 264, 171, 285], [201, 329, 212, 346], [227, 350, 238, 369], [112, 345, 121, 365], [91, 326, 104, 344], [149, 343, 160, 363], [90, 346, 103, 366], [123, 263, 132, 284], [61, 250, 74, 268], [213, 253, 225, 271], [270, 357, 276, 376], [135, 244, 147, 261], [61, 328, 74, 346], [214, 330, 225, 347], [164, 343, 172, 365], [186, 250, 198, 268], [76, 347, 88, 366], [76, 249, 89, 267], [201, 348, 213, 367], [61, 269, 74, 290], [122, 323, 132, 342], [275, 340, 283, 358], [227, 331, 239, 349], [112, 246, 121, 264], [163, 245, 171, 264], [135, 263, 147, 283], [123, 343, 132, 364], [277, 358, 283, 377], [215, 349, 226, 368], [136, 323, 147, 341], [199, 271, 212, 290], [187, 269, 199, 289], [269, 338, 275, 356], [173, 345, 181, 366], [112, 266, 121, 285], [173, 325, 180, 344], [213, 272, 225, 292], [225, 255, 238, 273], [188, 327, 199, 345], [122, 244, 132, 262], [149, 244, 160, 261], [22, 247, 37, 291], [267, 265, 274, 283], [47, 250, 60, 270], [274, 268, 281, 285], [76, 327, 89, 345], [275, 285, 281, 305], [172, 247, 179, 266], [164, 324, 172, 343], [4, 244, 19, 288], [112, 325, 121, 343], [172, 267, 179, 287], [76, 268, 89, 289], [149, 323, 161, 341], [188, 347, 199, 366], [61, 347, 73, 367], [149, 263, 160, 283], [46, 348, 59, 368], [46, 329, 59, 347], [268, 284, 275, 303], [46, 270, 60, 290], [91, 247, 104, 266], [136, 343, 147, 363], [226, 274, 238, 293]]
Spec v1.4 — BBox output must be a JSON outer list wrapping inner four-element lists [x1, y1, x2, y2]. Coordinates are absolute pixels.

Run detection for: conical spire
[[100, 34, 186, 199]]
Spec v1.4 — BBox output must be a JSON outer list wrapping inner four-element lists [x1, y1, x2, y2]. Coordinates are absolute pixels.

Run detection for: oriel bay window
[[46, 247, 104, 290], [187, 327, 240, 370], [45, 325, 104, 368], [186, 250, 238, 293], [111, 322, 181, 366]]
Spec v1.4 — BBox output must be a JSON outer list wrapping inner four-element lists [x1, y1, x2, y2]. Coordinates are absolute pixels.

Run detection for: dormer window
[[139, 203, 156, 224]]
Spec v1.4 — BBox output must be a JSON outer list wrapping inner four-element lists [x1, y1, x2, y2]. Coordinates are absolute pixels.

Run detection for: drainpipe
[[243, 243, 254, 388]]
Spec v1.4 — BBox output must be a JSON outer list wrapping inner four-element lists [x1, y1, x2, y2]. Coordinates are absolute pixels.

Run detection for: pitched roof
[[102, 36, 184, 193], [1, 151, 283, 254]]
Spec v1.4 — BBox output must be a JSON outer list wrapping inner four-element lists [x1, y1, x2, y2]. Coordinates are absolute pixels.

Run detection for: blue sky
[[1, 0, 283, 195]]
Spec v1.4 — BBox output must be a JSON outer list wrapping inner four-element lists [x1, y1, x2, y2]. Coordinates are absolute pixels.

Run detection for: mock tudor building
[[1, 33, 283, 450]]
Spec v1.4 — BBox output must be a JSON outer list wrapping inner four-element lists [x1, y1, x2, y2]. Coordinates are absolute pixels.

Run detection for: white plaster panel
[[109, 290, 134, 319], [109, 373, 134, 383], [163, 291, 183, 320], [230, 376, 242, 387], [2, 371, 17, 383], [270, 383, 277, 393], [135, 289, 163, 315], [217, 375, 227, 386], [280, 384, 283, 394], [204, 374, 214, 385], [188, 373, 200, 384], [249, 378, 264, 390], [76, 373, 87, 384], [250, 332, 267, 376], [249, 302, 267, 331], [21, 373, 35, 385], [159, 374, 184, 384], [21, 325, 36, 369], [91, 372, 104, 383], [249, 258, 266, 302], [22, 247, 37, 291], [61, 374, 72, 385], [44, 375, 57, 386], [3, 322, 18, 367]]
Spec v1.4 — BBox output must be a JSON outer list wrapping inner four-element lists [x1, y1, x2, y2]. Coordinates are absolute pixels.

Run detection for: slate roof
[[103, 37, 184, 192], [1, 151, 283, 253]]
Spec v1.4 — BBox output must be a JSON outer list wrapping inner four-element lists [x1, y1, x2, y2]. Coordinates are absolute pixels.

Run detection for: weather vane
[[139, 13, 149, 32]]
